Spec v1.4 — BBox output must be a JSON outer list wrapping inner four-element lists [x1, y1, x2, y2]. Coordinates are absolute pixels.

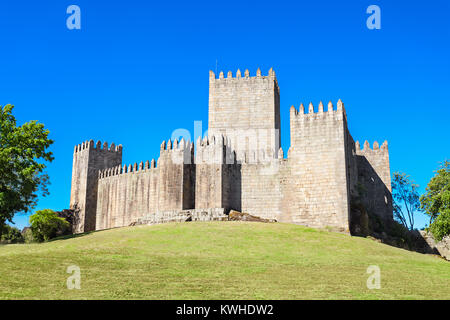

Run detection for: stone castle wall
[[95, 139, 194, 230], [240, 159, 287, 222], [95, 162, 159, 230], [70, 67, 393, 233]]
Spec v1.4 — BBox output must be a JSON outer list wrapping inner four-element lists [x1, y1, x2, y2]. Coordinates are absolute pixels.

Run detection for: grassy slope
[[0, 222, 449, 300]]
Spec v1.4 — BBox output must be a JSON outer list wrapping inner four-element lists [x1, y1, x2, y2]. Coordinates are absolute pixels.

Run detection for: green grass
[[0, 221, 449, 299]]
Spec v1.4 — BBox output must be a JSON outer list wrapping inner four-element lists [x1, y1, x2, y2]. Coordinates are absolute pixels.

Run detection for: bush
[[23, 228, 36, 243], [29, 209, 71, 242], [429, 210, 450, 241], [55, 208, 76, 232], [0, 225, 24, 243]]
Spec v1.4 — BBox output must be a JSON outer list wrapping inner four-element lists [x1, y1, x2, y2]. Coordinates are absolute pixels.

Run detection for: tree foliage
[[420, 160, 450, 240], [0, 224, 24, 243], [392, 172, 421, 231], [0, 104, 54, 238], [429, 210, 450, 241], [29, 209, 70, 242]]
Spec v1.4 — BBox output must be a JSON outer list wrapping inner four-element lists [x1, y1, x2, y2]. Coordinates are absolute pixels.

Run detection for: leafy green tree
[[29, 209, 70, 242], [0, 224, 24, 243], [429, 211, 450, 241], [0, 104, 54, 239], [420, 160, 450, 240], [392, 172, 421, 231]]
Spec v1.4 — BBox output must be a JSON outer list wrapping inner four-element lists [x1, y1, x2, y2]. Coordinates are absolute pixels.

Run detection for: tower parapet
[[290, 99, 346, 121], [209, 68, 278, 87], [355, 140, 388, 154], [74, 140, 122, 153]]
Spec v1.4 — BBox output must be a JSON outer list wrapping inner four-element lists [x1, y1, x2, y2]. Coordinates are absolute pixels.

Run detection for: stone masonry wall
[[96, 160, 159, 230], [240, 158, 287, 221], [95, 138, 195, 231]]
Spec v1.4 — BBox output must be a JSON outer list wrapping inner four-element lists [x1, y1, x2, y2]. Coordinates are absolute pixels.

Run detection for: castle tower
[[70, 140, 122, 233], [208, 68, 281, 162], [285, 101, 351, 231], [353, 140, 392, 220]]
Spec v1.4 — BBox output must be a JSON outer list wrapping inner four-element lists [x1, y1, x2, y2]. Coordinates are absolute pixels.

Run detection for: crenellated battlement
[[160, 138, 193, 152], [355, 140, 388, 154], [159, 138, 194, 165], [196, 134, 229, 147], [74, 140, 122, 154], [290, 99, 346, 121], [210, 67, 276, 81], [195, 134, 236, 164], [98, 158, 157, 179], [209, 68, 279, 91]]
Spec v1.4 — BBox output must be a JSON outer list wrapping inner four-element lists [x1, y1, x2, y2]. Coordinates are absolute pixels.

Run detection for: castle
[[70, 68, 392, 234]]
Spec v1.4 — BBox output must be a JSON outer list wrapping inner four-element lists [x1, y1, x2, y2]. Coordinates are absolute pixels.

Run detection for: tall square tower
[[208, 68, 281, 162]]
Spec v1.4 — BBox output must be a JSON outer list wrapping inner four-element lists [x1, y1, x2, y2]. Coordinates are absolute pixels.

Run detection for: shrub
[[429, 210, 450, 241], [0, 225, 24, 243], [29, 209, 71, 242], [55, 208, 76, 232], [23, 228, 36, 243]]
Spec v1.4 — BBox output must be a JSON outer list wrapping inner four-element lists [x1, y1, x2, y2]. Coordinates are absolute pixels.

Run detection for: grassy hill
[[0, 221, 449, 299]]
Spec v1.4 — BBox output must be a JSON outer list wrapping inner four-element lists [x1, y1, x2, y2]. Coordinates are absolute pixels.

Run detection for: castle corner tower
[[70, 140, 122, 233]]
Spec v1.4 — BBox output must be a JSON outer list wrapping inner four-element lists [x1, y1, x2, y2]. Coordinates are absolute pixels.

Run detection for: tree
[[0, 224, 24, 243], [29, 209, 70, 242], [0, 104, 54, 239], [420, 160, 450, 240], [392, 172, 421, 231]]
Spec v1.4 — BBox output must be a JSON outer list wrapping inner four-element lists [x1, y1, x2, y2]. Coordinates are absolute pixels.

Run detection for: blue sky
[[1, 0, 448, 230]]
